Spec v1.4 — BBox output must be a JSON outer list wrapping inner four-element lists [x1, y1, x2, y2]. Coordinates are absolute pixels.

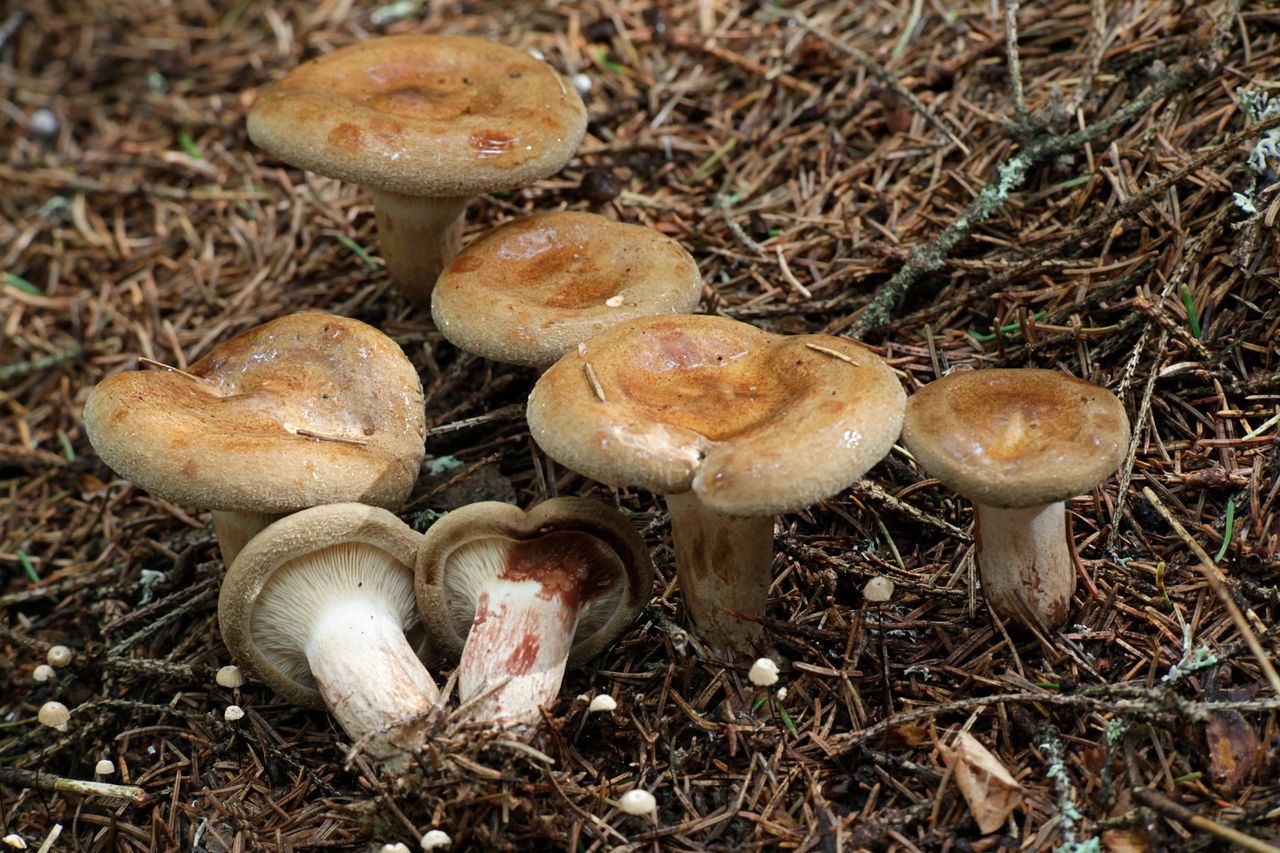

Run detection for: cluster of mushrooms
[[80, 34, 1131, 772]]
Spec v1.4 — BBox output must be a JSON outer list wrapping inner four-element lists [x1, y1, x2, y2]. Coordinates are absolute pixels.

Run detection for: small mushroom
[[219, 504, 437, 765], [863, 576, 895, 603], [619, 789, 657, 816], [224, 704, 246, 722], [416, 498, 652, 724], [902, 368, 1129, 631], [420, 830, 452, 850], [215, 665, 245, 689], [38, 701, 69, 732], [748, 657, 780, 687], [32, 664, 54, 683], [432, 212, 702, 368], [95, 759, 116, 776], [84, 312, 426, 564], [46, 645, 72, 667], [527, 315, 905, 654], [588, 694, 618, 713], [247, 35, 587, 304]]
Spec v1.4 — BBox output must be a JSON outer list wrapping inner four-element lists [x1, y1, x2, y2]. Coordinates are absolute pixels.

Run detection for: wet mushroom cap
[[83, 312, 425, 515], [432, 212, 703, 367], [902, 368, 1130, 508], [415, 498, 652, 666], [218, 503, 426, 708], [247, 34, 588, 197], [526, 315, 906, 516]]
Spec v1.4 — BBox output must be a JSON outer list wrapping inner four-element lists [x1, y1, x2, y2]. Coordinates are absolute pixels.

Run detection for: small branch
[[0, 766, 148, 805], [1133, 788, 1280, 853], [1003, 0, 1028, 126]]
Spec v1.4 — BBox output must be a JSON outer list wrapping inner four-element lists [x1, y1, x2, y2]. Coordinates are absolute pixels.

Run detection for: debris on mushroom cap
[[46, 645, 72, 667], [749, 657, 780, 686], [902, 368, 1129, 508], [432, 212, 703, 368], [94, 759, 115, 776], [863, 575, 895, 603], [619, 789, 657, 816], [420, 829, 452, 850], [216, 665, 246, 689], [224, 705, 245, 722], [38, 701, 70, 731], [32, 664, 54, 683], [83, 312, 426, 516], [588, 694, 618, 713], [247, 34, 587, 199], [527, 315, 906, 516]]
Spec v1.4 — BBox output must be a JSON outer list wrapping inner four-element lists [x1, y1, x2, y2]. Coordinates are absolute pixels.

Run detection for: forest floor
[[2, 0, 1279, 850]]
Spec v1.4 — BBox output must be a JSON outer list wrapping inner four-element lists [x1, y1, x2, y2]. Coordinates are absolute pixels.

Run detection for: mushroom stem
[[973, 501, 1074, 631], [306, 596, 440, 760], [212, 509, 284, 565], [458, 578, 578, 723], [369, 190, 469, 305], [665, 492, 774, 656]]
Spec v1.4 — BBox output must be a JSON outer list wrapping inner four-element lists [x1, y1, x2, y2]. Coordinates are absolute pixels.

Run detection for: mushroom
[[901, 368, 1129, 631], [215, 665, 245, 689], [619, 789, 657, 816], [219, 503, 437, 765], [526, 315, 905, 654], [46, 645, 72, 667], [83, 312, 426, 564], [247, 34, 588, 305], [416, 498, 652, 724], [431, 212, 703, 368], [748, 657, 780, 687], [94, 759, 115, 776], [38, 701, 69, 732]]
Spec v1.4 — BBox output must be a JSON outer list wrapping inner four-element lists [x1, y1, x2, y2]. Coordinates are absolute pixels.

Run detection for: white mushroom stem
[[306, 596, 440, 756], [369, 190, 469, 306], [458, 578, 579, 723], [973, 501, 1074, 631], [665, 492, 774, 656], [212, 509, 284, 565]]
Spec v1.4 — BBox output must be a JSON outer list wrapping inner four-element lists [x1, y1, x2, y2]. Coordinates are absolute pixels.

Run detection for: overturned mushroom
[[416, 498, 651, 724], [248, 35, 587, 304], [527, 315, 905, 654], [83, 312, 425, 564], [902, 368, 1129, 631], [219, 503, 437, 766], [432, 212, 702, 368]]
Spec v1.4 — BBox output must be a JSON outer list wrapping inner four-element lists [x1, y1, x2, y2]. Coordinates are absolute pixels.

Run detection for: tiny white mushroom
[[224, 704, 245, 722], [748, 657, 779, 687], [588, 694, 617, 713], [619, 789, 657, 816], [863, 575, 895, 603], [2, 833, 27, 850], [215, 665, 245, 689], [32, 664, 55, 683], [38, 701, 70, 732], [381, 844, 411, 853], [775, 687, 788, 701], [46, 645, 72, 667], [571, 72, 592, 95], [29, 108, 58, 139], [420, 829, 452, 850], [94, 759, 115, 776]]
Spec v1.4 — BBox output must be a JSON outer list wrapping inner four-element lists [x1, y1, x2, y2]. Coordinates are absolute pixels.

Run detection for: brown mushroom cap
[[218, 503, 426, 708], [83, 312, 425, 515], [526, 315, 907, 517], [902, 368, 1129, 508], [416, 498, 652, 667], [432, 212, 703, 367], [247, 34, 588, 198]]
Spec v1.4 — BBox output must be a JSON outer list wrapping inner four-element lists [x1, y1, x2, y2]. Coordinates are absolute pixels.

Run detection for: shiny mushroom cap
[[527, 315, 906, 516], [415, 497, 652, 667], [217, 503, 427, 708], [902, 368, 1130, 508], [247, 34, 587, 198], [432, 212, 703, 368], [83, 312, 426, 516]]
